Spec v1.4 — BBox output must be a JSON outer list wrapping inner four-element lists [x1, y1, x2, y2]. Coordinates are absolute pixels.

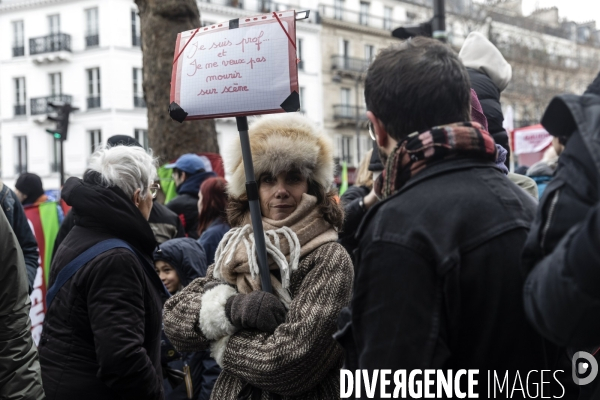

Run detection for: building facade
[[0, 0, 148, 190]]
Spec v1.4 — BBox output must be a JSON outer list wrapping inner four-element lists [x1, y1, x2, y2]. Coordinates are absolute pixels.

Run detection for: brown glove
[[225, 291, 286, 333]]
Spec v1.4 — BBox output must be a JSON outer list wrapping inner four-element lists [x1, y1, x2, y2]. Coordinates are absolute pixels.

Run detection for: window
[[87, 68, 101, 109], [334, 0, 344, 20], [297, 38, 304, 70], [49, 73, 62, 97], [133, 68, 145, 107], [14, 77, 26, 116], [12, 21, 24, 57], [86, 8, 99, 47], [135, 129, 149, 150], [260, 0, 272, 13], [132, 10, 141, 47], [14, 136, 28, 175], [364, 45, 374, 62], [341, 88, 351, 106], [384, 6, 393, 30], [339, 136, 352, 164], [89, 130, 102, 154], [48, 14, 60, 34], [340, 87, 352, 118], [359, 2, 369, 26], [340, 39, 350, 69]]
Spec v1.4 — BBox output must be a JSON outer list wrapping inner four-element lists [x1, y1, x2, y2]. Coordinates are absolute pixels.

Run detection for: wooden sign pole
[[236, 116, 273, 293]]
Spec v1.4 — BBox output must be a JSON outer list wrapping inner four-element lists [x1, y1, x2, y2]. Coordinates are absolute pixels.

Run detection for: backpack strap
[[46, 238, 133, 309]]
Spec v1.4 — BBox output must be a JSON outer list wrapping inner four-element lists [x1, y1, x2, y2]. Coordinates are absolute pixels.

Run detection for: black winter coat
[[468, 68, 511, 168], [523, 92, 600, 400], [347, 157, 564, 398], [39, 175, 169, 400], [338, 185, 370, 255], [167, 171, 216, 239]]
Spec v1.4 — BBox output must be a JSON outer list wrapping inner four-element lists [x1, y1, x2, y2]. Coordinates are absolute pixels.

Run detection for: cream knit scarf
[[213, 194, 338, 307]]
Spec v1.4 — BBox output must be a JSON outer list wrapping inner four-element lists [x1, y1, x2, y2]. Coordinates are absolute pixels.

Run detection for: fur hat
[[225, 113, 334, 198]]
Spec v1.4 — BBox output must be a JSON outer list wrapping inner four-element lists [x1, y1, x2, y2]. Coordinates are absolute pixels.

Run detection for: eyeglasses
[[150, 183, 161, 199], [368, 121, 376, 141]]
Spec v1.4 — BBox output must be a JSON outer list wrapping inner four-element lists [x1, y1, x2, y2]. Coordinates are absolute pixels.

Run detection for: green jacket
[[0, 209, 45, 399]]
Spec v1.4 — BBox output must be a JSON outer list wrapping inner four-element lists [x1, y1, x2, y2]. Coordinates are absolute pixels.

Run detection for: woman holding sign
[[163, 113, 353, 399]]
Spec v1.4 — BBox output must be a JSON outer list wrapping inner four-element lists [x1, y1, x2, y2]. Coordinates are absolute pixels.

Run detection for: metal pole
[[432, 0, 447, 42], [59, 138, 65, 188], [235, 116, 273, 293], [355, 77, 361, 167]]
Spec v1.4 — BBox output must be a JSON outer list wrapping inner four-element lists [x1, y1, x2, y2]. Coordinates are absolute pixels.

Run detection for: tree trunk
[[135, 0, 219, 164]]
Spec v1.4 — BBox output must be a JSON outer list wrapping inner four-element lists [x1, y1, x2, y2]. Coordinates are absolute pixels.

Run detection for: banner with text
[[170, 11, 299, 120]]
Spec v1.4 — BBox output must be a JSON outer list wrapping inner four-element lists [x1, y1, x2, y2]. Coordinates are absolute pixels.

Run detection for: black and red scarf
[[374, 121, 497, 200]]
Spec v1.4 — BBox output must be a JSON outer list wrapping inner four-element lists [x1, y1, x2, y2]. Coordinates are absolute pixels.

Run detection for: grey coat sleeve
[[0, 207, 45, 399], [524, 203, 600, 348]]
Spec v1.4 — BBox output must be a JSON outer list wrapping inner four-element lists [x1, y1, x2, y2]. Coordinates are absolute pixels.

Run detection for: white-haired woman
[[39, 145, 169, 400], [163, 114, 354, 399]]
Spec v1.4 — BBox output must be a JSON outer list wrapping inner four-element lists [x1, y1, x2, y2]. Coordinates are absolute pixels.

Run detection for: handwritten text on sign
[[177, 22, 292, 116]]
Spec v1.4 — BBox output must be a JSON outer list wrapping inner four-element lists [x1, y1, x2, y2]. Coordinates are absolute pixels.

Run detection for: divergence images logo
[[572, 351, 599, 386]]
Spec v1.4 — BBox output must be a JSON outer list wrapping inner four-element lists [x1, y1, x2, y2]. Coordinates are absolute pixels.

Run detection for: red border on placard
[[170, 11, 299, 120]]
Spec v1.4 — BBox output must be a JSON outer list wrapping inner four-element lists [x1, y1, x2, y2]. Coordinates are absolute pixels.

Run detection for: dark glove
[[225, 291, 286, 333]]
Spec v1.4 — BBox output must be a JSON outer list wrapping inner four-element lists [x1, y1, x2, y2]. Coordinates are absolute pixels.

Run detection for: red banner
[[24, 207, 47, 346]]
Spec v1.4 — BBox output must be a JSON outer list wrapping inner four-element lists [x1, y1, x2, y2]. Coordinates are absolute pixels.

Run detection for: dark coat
[[154, 238, 219, 400], [523, 92, 600, 400], [198, 219, 230, 266], [167, 171, 216, 239], [0, 207, 45, 400], [0, 181, 39, 293], [338, 185, 370, 256], [347, 157, 563, 397], [39, 175, 168, 400], [468, 68, 511, 168]]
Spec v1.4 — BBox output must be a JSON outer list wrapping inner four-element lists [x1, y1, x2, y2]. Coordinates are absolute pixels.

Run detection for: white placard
[[513, 125, 553, 155], [171, 13, 298, 119]]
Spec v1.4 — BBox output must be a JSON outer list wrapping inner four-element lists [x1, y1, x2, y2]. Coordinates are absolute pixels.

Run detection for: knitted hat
[[107, 135, 142, 148], [15, 173, 44, 201], [224, 113, 334, 198]]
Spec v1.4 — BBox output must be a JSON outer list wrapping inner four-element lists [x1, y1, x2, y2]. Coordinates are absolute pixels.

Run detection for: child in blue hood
[[154, 238, 220, 400]]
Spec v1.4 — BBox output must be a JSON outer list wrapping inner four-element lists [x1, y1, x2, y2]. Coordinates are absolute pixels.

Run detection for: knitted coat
[[163, 241, 353, 399]]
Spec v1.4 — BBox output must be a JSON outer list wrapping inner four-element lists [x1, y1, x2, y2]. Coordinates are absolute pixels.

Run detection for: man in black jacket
[[347, 37, 560, 397], [523, 73, 600, 400], [166, 154, 216, 239]]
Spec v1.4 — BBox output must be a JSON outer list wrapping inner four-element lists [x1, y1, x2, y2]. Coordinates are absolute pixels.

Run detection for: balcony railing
[[86, 34, 99, 48], [87, 96, 101, 109], [318, 4, 403, 31], [13, 46, 25, 57], [331, 55, 370, 73], [134, 96, 146, 108], [29, 33, 71, 55], [333, 104, 368, 120], [14, 104, 27, 116], [30, 95, 73, 115]]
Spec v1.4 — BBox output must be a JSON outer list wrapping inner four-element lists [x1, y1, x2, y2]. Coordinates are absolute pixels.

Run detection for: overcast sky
[[520, 0, 600, 24]]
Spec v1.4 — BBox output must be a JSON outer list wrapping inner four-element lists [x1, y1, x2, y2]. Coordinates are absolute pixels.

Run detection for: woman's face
[[259, 170, 308, 221], [155, 260, 181, 294]]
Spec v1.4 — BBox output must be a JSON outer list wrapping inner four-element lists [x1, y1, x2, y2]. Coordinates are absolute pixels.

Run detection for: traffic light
[[46, 102, 78, 141]]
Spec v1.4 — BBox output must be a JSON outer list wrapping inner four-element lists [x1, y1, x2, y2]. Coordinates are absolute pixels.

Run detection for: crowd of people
[[2, 33, 600, 400]]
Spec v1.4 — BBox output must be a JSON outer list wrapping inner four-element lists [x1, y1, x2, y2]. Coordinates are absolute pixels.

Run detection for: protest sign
[[170, 10, 299, 121], [513, 124, 553, 155]]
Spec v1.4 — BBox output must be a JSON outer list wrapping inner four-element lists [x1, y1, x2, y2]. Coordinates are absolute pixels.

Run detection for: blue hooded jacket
[[154, 238, 219, 400]]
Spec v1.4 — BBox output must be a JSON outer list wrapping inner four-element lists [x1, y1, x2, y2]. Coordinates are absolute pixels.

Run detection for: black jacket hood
[[61, 173, 157, 257], [154, 238, 207, 286]]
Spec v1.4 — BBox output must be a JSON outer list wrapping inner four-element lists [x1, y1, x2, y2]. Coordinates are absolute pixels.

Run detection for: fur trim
[[210, 335, 231, 368], [199, 285, 238, 341], [224, 113, 334, 198]]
